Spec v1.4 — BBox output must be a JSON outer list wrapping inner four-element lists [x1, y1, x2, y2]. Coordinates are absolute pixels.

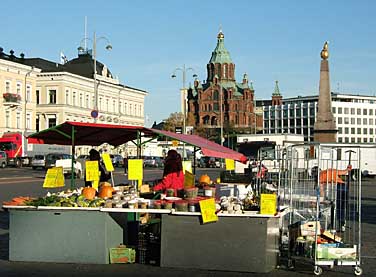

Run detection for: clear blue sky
[[2, 0, 376, 125]]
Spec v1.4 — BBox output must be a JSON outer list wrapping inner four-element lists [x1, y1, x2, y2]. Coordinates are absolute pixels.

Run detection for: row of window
[[338, 127, 375, 135], [34, 89, 143, 117], [338, 137, 374, 143], [5, 111, 33, 130], [337, 117, 375, 125], [333, 107, 376, 116], [4, 80, 32, 102]]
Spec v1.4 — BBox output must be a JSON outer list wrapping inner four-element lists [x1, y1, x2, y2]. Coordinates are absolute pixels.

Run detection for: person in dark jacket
[[84, 149, 111, 187]]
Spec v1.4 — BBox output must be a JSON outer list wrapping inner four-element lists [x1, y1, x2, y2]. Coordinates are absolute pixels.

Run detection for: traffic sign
[[91, 110, 99, 118]]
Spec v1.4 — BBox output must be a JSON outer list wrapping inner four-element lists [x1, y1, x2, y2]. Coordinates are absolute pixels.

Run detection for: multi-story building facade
[[187, 30, 258, 135], [0, 49, 41, 136], [262, 92, 376, 143], [1, 48, 147, 156]]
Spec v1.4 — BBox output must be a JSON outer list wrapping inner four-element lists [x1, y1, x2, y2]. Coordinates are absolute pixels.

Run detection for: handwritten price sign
[[199, 198, 218, 224]]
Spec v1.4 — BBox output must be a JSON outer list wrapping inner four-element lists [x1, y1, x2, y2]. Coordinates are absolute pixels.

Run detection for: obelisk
[[313, 42, 337, 142]]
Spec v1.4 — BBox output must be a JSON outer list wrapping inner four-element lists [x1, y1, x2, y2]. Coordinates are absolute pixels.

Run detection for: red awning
[[147, 128, 247, 163], [28, 121, 154, 146]]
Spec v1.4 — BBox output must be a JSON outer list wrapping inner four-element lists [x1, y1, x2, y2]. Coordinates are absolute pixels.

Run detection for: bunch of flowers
[[3, 93, 21, 102]]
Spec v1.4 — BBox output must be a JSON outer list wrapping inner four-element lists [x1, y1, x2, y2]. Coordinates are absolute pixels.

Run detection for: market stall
[[3, 122, 285, 273]]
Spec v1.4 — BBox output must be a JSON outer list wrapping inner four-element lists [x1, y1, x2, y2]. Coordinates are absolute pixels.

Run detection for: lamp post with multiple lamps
[[78, 32, 112, 122], [171, 64, 197, 159]]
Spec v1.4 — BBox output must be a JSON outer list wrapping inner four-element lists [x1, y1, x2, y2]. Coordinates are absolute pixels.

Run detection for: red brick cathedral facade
[[187, 31, 256, 133]]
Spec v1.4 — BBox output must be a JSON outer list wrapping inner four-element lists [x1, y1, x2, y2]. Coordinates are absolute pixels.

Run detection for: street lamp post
[[78, 32, 112, 123], [171, 64, 197, 159], [220, 84, 224, 146], [23, 66, 34, 165]]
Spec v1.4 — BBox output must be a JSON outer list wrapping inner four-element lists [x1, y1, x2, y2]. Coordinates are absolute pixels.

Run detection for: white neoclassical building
[[1, 48, 148, 156]]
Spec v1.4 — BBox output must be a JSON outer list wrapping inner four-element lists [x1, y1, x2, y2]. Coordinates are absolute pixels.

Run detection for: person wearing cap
[[84, 149, 111, 187], [153, 149, 184, 196]]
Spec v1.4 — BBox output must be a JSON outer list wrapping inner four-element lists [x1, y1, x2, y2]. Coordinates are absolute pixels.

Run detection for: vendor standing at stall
[[85, 149, 111, 187], [153, 149, 184, 196]]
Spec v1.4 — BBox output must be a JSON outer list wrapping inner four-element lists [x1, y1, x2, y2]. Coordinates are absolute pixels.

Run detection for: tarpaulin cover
[[28, 121, 154, 146], [28, 121, 247, 163], [147, 128, 247, 163]]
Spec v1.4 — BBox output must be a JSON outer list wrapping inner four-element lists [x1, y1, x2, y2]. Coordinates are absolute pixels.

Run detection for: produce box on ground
[[109, 245, 136, 264]]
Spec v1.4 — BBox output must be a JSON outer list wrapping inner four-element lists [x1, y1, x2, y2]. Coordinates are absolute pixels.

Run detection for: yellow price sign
[[86, 160, 100, 181], [182, 160, 192, 174], [184, 171, 195, 188], [260, 193, 277, 215], [128, 159, 143, 181], [225, 159, 235, 170], [102, 153, 114, 172], [172, 140, 179, 147], [199, 198, 218, 224], [43, 167, 65, 188]]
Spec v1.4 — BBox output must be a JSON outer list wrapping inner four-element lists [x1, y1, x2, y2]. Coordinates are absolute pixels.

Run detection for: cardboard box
[[300, 221, 321, 236], [321, 230, 342, 242], [109, 246, 136, 264]]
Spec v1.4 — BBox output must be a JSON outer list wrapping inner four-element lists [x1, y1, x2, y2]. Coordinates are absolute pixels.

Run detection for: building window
[[363, 137, 368, 143], [79, 94, 83, 107], [36, 117, 40, 132], [370, 109, 373, 116], [344, 108, 349, 114], [357, 128, 361, 134], [357, 118, 361, 125], [48, 117, 57, 128], [86, 95, 89, 108], [351, 128, 355, 134], [16, 112, 20, 129], [351, 137, 355, 143], [36, 90, 40, 104], [65, 90, 69, 105], [338, 117, 342, 124], [26, 113, 31, 130], [213, 103, 219, 111], [370, 118, 374, 125], [351, 118, 355, 124], [363, 118, 367, 125], [345, 137, 349, 143], [363, 109, 368, 115], [16, 82, 21, 94], [357, 108, 361, 115], [344, 127, 349, 134], [357, 137, 361, 143], [332, 107, 336, 114], [49, 90, 56, 104], [213, 90, 219, 100], [370, 128, 374, 135], [5, 111, 10, 127], [344, 117, 349, 124], [363, 128, 368, 134], [26, 85, 31, 103], [351, 108, 355, 115], [5, 81, 10, 93], [338, 107, 342, 114], [338, 137, 343, 143], [338, 127, 342, 134], [73, 92, 77, 106]]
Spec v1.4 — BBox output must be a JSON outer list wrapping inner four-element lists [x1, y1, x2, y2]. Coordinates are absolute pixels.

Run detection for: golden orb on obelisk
[[321, 41, 329, 60]]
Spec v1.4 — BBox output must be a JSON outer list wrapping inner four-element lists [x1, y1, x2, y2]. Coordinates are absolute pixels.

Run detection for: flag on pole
[[60, 52, 67, 64]]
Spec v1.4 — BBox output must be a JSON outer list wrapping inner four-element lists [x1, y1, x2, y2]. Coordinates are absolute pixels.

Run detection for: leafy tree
[[163, 112, 184, 132]]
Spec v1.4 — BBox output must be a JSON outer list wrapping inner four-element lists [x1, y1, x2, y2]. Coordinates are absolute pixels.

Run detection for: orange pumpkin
[[82, 186, 96, 200], [98, 186, 114, 199], [199, 174, 211, 185]]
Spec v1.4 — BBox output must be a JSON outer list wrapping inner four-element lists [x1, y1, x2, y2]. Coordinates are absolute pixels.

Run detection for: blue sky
[[2, 0, 376, 125]]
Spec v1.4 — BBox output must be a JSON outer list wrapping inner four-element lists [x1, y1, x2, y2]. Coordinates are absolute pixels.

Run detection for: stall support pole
[[70, 125, 75, 190]]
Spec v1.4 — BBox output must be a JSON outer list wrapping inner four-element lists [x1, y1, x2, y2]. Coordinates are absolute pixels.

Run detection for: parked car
[[198, 156, 221, 168], [110, 154, 124, 167], [0, 150, 7, 168], [143, 156, 164, 168], [31, 154, 46, 170], [45, 153, 82, 178]]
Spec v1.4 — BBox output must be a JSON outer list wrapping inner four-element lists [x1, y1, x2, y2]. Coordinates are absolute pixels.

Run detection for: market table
[[160, 211, 280, 273], [5, 206, 282, 273]]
